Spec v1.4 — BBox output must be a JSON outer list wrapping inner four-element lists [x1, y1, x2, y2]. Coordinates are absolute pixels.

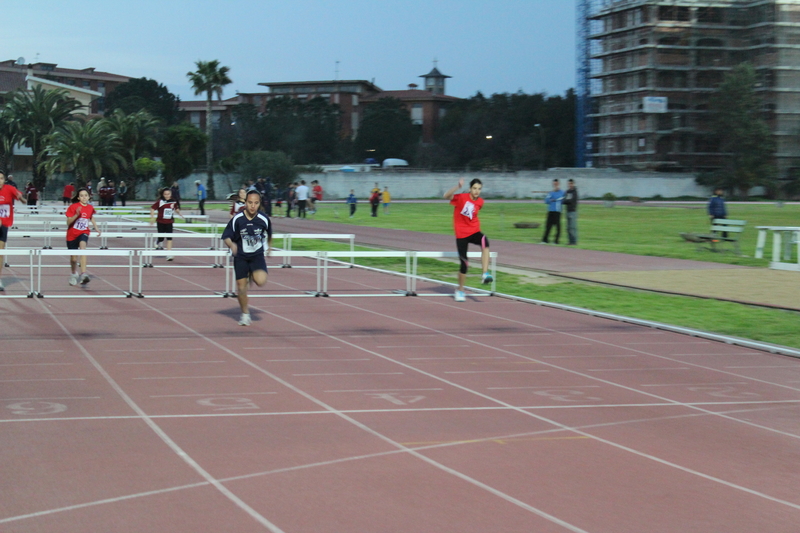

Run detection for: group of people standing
[[61, 179, 129, 207], [278, 179, 323, 218], [540, 178, 579, 246]]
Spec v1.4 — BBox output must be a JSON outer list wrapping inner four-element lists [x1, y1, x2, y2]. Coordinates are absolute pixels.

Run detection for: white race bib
[[242, 234, 263, 254], [163, 208, 174, 220], [73, 218, 89, 231], [0, 205, 9, 218], [460, 201, 476, 220]]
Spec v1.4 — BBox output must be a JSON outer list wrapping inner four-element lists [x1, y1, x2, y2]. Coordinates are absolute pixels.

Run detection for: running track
[[1, 232, 800, 532]]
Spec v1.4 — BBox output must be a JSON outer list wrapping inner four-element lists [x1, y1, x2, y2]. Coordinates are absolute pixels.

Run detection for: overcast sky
[[4, 0, 576, 102]]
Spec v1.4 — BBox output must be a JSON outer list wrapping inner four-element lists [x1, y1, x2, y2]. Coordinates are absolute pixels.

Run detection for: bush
[[602, 192, 617, 201]]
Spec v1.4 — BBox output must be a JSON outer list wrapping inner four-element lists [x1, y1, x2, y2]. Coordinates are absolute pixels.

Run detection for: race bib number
[[163, 208, 174, 220], [242, 234, 263, 254], [73, 218, 89, 231], [460, 201, 476, 220], [0, 205, 9, 218]]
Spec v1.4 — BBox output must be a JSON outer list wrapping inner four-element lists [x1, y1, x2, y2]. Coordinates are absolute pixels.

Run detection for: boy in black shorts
[[222, 190, 273, 326]]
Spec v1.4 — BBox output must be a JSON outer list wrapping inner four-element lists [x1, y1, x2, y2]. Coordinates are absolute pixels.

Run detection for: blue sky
[[5, 0, 576, 101]]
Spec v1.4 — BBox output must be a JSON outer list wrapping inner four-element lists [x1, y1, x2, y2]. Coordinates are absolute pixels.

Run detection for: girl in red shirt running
[[0, 171, 25, 291], [65, 188, 101, 285], [443, 178, 493, 302]]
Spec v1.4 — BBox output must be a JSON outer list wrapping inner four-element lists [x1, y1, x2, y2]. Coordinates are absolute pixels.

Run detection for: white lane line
[[487, 385, 602, 390], [259, 358, 371, 362], [377, 345, 471, 348], [623, 341, 711, 345], [502, 343, 593, 347], [243, 346, 342, 350], [408, 357, 508, 361], [724, 365, 800, 370], [641, 381, 750, 388], [586, 367, 691, 372], [150, 392, 277, 398], [468, 333, 552, 337], [132, 375, 250, 380], [324, 388, 444, 393], [347, 334, 438, 338], [670, 353, 761, 356], [105, 348, 207, 353], [3, 350, 64, 353], [0, 363, 73, 367], [0, 378, 84, 382], [292, 372, 404, 377], [0, 396, 101, 401], [444, 370, 549, 374], [542, 355, 638, 359], [117, 361, 227, 365]]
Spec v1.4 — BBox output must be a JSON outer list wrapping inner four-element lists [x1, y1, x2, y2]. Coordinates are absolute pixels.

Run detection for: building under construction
[[576, 0, 800, 178]]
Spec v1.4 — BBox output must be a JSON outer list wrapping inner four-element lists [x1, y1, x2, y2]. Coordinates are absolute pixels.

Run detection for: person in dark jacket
[[708, 188, 727, 222], [563, 179, 579, 245]]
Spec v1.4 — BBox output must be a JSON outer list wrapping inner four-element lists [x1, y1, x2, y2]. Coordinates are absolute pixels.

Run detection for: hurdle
[[137, 250, 232, 297], [36, 249, 136, 298], [279, 234, 356, 268], [0, 249, 37, 297]]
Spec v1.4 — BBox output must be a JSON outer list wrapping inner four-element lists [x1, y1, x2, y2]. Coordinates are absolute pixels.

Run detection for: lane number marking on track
[[686, 386, 761, 399], [6, 401, 68, 415], [196, 397, 260, 411], [531, 389, 603, 402], [366, 393, 425, 406]]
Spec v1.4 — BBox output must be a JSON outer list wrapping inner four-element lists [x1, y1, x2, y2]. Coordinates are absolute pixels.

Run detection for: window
[[352, 95, 359, 106], [191, 111, 201, 126], [411, 104, 423, 125]]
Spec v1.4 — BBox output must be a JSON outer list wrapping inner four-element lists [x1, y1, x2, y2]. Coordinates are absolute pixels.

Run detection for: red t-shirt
[[151, 199, 178, 224], [63, 184, 75, 199], [66, 202, 96, 241], [450, 193, 484, 239], [313, 185, 323, 201], [0, 184, 20, 227], [25, 185, 38, 201]]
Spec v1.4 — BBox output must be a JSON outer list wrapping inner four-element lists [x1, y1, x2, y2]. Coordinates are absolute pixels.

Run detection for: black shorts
[[456, 232, 489, 274], [0, 225, 8, 243], [67, 234, 89, 250], [156, 222, 173, 241], [233, 254, 267, 280]]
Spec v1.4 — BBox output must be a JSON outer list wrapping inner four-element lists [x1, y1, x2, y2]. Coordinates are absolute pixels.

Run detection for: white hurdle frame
[[36, 249, 135, 298], [0, 249, 37, 297], [279, 234, 356, 268], [137, 250, 231, 297]]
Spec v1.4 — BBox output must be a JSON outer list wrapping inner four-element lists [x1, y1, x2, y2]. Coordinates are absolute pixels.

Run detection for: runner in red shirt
[[0, 171, 25, 291], [65, 188, 101, 286], [150, 188, 184, 261], [62, 182, 75, 206], [310, 180, 323, 214], [444, 178, 493, 302]]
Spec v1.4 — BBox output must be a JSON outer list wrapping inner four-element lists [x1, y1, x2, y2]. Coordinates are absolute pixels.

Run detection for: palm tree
[[187, 60, 232, 200], [104, 109, 161, 193], [42, 119, 126, 185], [4, 86, 84, 189], [0, 107, 19, 175]]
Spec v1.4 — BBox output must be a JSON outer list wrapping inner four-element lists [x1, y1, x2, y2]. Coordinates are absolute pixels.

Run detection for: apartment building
[[583, 0, 800, 177]]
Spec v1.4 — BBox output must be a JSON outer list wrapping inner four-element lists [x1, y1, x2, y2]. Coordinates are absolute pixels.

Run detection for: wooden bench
[[681, 219, 746, 254]]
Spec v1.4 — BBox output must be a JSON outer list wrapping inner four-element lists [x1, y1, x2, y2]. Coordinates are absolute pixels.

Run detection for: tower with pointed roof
[[419, 60, 451, 95]]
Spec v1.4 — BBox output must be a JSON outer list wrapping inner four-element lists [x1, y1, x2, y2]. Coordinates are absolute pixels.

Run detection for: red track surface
[[2, 232, 800, 532]]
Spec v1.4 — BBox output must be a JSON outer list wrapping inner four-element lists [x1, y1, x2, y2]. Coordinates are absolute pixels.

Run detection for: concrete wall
[[297, 169, 727, 200]]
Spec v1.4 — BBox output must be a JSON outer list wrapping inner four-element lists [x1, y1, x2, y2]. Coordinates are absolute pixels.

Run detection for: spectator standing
[[117, 181, 128, 206], [370, 188, 380, 217], [346, 190, 357, 218], [24, 182, 38, 210], [540, 179, 565, 244], [6, 174, 18, 189], [563, 179, 579, 245], [311, 180, 323, 214], [708, 187, 727, 222], [285, 183, 296, 218], [98, 179, 109, 206], [170, 181, 182, 209], [62, 182, 75, 206], [295, 180, 310, 218], [382, 186, 391, 214], [107, 180, 117, 206], [195, 180, 207, 215]]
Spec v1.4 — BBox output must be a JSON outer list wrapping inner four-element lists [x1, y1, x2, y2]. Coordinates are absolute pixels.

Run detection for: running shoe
[[238, 313, 252, 326], [80, 273, 90, 285], [69, 274, 79, 286], [482, 272, 494, 284], [166, 256, 174, 262], [454, 290, 466, 302], [155, 244, 163, 250]]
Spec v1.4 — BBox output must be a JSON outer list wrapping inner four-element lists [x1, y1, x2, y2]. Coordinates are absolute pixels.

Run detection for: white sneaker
[[166, 256, 174, 262], [238, 313, 252, 326], [155, 244, 163, 250], [69, 274, 79, 286], [80, 273, 90, 285], [454, 290, 466, 302]]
